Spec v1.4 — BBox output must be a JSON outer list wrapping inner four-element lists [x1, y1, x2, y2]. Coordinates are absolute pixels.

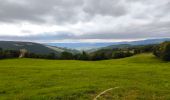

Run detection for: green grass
[[0, 54, 170, 100]]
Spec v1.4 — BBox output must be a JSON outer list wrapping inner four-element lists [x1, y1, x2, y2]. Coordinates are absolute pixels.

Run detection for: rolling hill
[[87, 38, 170, 53], [46, 45, 80, 54], [0, 41, 59, 55], [47, 38, 170, 50], [0, 41, 79, 55]]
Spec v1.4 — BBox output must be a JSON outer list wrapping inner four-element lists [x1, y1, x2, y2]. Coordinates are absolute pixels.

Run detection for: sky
[[0, 0, 170, 43]]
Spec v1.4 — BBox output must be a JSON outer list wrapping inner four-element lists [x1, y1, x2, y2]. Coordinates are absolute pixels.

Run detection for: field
[[0, 54, 170, 100]]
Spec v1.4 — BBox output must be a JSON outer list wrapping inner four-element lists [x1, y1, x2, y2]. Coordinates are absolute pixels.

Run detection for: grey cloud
[[0, 32, 74, 42], [0, 0, 167, 24], [83, 0, 127, 17], [0, 0, 84, 24], [0, 0, 48, 23], [0, 0, 170, 42], [0, 0, 128, 24], [2, 19, 170, 42]]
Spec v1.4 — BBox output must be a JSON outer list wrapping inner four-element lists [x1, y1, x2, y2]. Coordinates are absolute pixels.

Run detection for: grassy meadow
[[0, 54, 170, 100]]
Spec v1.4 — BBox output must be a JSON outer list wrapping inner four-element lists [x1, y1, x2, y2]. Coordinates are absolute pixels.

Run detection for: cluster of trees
[[153, 41, 170, 61], [0, 48, 56, 59], [0, 48, 20, 59], [89, 49, 134, 60], [133, 45, 155, 54]]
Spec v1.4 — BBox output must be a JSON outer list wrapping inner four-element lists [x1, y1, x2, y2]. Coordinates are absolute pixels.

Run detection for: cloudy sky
[[0, 0, 170, 43]]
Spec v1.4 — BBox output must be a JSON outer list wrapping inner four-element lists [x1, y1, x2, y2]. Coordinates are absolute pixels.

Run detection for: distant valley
[[0, 38, 170, 55], [47, 38, 170, 50]]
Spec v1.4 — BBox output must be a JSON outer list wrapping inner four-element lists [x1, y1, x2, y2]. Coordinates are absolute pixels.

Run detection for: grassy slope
[[0, 54, 170, 100]]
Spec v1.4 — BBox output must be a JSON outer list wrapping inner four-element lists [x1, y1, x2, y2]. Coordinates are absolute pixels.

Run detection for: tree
[[112, 51, 133, 59], [91, 52, 107, 60], [79, 51, 89, 60], [0, 51, 4, 59], [134, 49, 141, 54], [153, 45, 161, 57], [60, 51, 73, 60], [73, 53, 81, 60], [112, 51, 124, 59], [47, 53, 56, 59], [153, 41, 170, 61], [0, 48, 3, 59], [9, 50, 20, 58]]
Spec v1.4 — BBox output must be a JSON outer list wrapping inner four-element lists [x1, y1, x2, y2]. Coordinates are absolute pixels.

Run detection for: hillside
[[47, 38, 170, 50], [0, 41, 58, 55], [0, 41, 79, 55], [46, 45, 80, 54], [102, 38, 170, 50], [87, 38, 170, 53], [0, 54, 170, 100]]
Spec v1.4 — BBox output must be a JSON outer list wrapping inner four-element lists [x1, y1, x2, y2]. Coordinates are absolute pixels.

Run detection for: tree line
[[0, 44, 157, 61]]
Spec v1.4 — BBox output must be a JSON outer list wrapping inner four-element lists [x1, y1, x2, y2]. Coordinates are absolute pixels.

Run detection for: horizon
[[1, 37, 170, 50], [1, 37, 170, 44]]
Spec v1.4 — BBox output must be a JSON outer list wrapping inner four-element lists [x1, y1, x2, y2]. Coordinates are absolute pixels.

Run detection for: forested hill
[[0, 41, 60, 55]]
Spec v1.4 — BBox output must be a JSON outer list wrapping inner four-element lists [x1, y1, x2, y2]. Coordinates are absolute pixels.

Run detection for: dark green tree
[[153, 41, 170, 61], [47, 53, 56, 59], [79, 51, 89, 60], [60, 51, 73, 60]]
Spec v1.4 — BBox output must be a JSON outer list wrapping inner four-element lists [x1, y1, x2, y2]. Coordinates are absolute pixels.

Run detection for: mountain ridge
[[47, 38, 170, 50]]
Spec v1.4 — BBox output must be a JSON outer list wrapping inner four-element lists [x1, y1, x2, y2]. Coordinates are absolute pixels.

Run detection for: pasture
[[0, 54, 170, 100]]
